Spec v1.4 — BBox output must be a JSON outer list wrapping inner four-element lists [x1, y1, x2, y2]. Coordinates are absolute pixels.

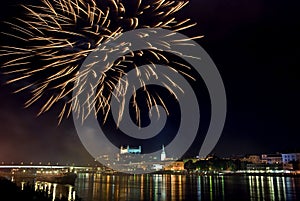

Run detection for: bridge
[[0, 165, 69, 169], [0, 165, 104, 173]]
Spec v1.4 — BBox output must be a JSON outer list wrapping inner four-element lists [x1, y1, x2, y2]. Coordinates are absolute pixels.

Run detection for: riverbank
[[185, 170, 300, 177], [84, 170, 300, 178]]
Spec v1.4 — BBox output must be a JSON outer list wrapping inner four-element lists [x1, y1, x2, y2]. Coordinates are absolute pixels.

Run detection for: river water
[[15, 173, 300, 201]]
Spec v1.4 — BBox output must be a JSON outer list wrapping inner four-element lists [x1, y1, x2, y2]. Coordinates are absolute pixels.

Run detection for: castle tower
[[161, 145, 166, 161]]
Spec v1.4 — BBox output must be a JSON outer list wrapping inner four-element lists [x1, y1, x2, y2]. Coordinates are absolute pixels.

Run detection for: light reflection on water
[[247, 175, 300, 201], [14, 173, 300, 201], [74, 174, 300, 201], [34, 181, 76, 201], [13, 176, 76, 201]]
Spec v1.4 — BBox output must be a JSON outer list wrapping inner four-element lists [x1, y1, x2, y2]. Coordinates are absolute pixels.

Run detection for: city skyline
[[0, 0, 299, 165]]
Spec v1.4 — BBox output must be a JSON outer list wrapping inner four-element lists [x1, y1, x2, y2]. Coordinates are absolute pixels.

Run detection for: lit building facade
[[261, 154, 282, 164], [241, 155, 261, 164], [282, 153, 300, 164], [163, 161, 185, 171], [161, 145, 166, 161], [120, 145, 142, 154]]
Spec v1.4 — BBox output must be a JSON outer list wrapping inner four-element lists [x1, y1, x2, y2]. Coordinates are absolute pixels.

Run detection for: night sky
[[0, 0, 299, 165]]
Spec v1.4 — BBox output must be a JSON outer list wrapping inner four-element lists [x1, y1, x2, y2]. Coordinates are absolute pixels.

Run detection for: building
[[164, 161, 185, 171], [161, 145, 166, 161], [282, 153, 300, 164], [120, 145, 141, 154], [283, 163, 294, 170], [241, 155, 261, 164], [261, 153, 282, 164], [152, 164, 164, 171], [246, 163, 283, 171]]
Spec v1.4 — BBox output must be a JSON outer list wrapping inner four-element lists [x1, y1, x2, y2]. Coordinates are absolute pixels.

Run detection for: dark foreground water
[[15, 173, 300, 201]]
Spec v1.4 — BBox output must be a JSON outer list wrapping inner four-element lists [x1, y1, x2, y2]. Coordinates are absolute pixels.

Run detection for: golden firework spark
[[1, 0, 202, 125]]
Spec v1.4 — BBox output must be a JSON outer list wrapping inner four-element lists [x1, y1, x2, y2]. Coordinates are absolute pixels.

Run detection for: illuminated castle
[[120, 145, 142, 154]]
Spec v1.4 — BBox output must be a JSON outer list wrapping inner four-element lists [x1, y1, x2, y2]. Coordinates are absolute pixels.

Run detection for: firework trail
[[1, 0, 201, 124]]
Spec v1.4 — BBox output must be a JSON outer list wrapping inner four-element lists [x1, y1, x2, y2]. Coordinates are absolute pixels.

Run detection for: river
[[14, 173, 300, 201]]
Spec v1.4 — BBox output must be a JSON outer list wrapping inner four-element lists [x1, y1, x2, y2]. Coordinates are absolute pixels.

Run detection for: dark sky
[[0, 0, 299, 165]]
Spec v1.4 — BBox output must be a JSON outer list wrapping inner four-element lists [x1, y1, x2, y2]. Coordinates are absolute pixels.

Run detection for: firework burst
[[1, 0, 201, 124]]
